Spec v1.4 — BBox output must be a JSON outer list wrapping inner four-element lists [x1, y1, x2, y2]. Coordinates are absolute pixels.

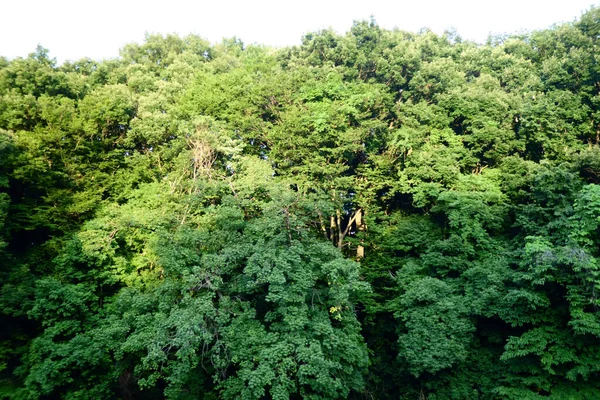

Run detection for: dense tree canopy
[[2, 9, 600, 399]]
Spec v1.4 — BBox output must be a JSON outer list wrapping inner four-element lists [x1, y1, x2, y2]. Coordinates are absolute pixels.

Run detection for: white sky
[[1, 0, 598, 64]]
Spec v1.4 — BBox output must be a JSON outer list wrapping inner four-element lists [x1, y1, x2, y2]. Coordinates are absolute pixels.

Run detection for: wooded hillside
[[2, 9, 600, 399]]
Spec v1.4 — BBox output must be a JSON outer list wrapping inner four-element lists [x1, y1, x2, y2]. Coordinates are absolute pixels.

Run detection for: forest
[[1, 8, 600, 400]]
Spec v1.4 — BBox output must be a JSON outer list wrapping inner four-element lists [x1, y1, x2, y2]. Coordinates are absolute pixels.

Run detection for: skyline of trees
[[1, 7, 600, 399]]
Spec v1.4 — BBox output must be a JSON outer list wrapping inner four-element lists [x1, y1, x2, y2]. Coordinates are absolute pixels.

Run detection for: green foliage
[[3, 12, 600, 400]]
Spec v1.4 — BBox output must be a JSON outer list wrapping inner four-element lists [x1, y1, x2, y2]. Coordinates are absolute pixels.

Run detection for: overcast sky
[[1, 0, 598, 64]]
